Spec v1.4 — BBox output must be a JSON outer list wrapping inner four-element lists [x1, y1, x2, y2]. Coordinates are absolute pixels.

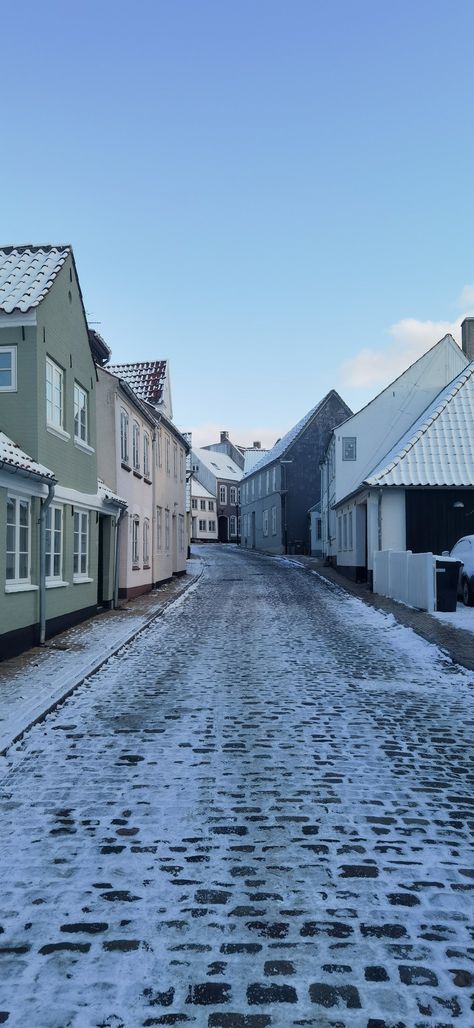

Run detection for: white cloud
[[342, 316, 462, 389], [187, 422, 282, 450], [457, 283, 474, 309]]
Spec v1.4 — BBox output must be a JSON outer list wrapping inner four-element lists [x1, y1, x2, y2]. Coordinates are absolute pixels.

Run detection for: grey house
[[0, 245, 123, 658], [240, 391, 351, 555]]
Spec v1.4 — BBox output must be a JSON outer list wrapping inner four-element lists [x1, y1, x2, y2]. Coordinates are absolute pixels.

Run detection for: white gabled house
[[190, 478, 218, 542], [321, 333, 470, 582]]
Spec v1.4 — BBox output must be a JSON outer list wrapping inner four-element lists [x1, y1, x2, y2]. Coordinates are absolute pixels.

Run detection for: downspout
[[112, 505, 123, 608], [39, 481, 56, 645], [377, 488, 383, 551]]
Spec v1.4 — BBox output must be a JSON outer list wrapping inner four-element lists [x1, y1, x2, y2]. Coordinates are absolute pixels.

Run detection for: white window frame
[[0, 345, 17, 392], [120, 409, 129, 464], [157, 506, 163, 550], [179, 514, 185, 552], [157, 428, 162, 467], [143, 432, 151, 478], [199, 519, 206, 532], [191, 498, 198, 510], [200, 499, 206, 511], [6, 494, 30, 585], [179, 450, 184, 482], [230, 486, 237, 504], [73, 510, 89, 580], [273, 467, 277, 492], [173, 441, 178, 479], [132, 421, 140, 471], [165, 436, 171, 475], [45, 504, 63, 582], [208, 519, 216, 533], [74, 382, 88, 444], [208, 500, 214, 511], [46, 356, 64, 429], [165, 509, 170, 551], [219, 484, 227, 504], [230, 514, 237, 536], [348, 510, 353, 550], [263, 508, 269, 537], [271, 505, 277, 535], [132, 516, 140, 565], [143, 518, 150, 566]]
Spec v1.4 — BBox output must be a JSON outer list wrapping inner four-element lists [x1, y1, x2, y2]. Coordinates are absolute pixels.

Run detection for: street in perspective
[[0, 544, 473, 1027]]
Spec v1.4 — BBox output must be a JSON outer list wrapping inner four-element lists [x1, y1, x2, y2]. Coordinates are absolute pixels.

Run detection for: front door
[[218, 516, 228, 542]]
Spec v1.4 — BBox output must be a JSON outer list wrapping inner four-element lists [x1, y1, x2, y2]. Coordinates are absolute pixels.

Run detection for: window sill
[[73, 576, 93, 584], [133, 469, 142, 479], [74, 438, 95, 455], [143, 563, 151, 570], [121, 461, 131, 472], [5, 582, 38, 593], [132, 564, 140, 571], [0, 386, 17, 393], [46, 580, 70, 589], [47, 423, 70, 442], [144, 476, 152, 485]]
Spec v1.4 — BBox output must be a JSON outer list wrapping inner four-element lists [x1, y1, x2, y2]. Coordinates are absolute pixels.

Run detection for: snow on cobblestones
[[0, 545, 473, 1027]]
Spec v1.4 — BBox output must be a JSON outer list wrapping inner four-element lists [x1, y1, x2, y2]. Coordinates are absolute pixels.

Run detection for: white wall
[[381, 489, 406, 552]]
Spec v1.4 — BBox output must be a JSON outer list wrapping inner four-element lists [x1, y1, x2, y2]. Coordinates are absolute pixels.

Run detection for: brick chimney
[[220, 431, 229, 443], [253, 441, 261, 449], [461, 318, 474, 361]]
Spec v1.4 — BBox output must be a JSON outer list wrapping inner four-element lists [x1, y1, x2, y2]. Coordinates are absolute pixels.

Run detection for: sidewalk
[[0, 556, 203, 756], [280, 554, 474, 673]]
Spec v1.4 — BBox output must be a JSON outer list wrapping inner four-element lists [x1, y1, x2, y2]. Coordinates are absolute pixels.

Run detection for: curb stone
[[0, 562, 204, 757]]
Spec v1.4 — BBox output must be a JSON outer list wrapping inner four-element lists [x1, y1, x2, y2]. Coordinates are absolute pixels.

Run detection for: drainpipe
[[377, 489, 383, 551], [39, 481, 56, 645], [113, 506, 125, 609]]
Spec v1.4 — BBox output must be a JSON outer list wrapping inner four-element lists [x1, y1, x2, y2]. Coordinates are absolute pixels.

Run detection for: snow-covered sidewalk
[[0, 558, 202, 756]]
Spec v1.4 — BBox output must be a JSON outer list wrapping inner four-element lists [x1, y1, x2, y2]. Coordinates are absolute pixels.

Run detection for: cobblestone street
[[0, 544, 473, 1027]]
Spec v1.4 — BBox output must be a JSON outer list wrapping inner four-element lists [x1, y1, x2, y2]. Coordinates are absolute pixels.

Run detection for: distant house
[[321, 332, 470, 583], [190, 478, 218, 542], [191, 447, 242, 542], [0, 245, 122, 658], [203, 430, 245, 470], [99, 360, 189, 583], [241, 391, 351, 555]]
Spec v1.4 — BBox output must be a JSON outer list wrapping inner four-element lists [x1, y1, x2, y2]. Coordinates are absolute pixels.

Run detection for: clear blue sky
[[2, 0, 474, 445]]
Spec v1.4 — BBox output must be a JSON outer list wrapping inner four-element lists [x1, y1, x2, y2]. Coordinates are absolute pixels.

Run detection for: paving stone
[[247, 982, 298, 1003], [399, 965, 439, 986], [309, 983, 361, 1008], [186, 983, 231, 1005]]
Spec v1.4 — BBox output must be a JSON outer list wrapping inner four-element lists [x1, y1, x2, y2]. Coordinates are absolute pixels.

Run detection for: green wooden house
[[0, 245, 124, 658]]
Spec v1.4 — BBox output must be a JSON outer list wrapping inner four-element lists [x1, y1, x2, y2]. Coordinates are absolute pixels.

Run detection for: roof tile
[[0, 245, 70, 313]]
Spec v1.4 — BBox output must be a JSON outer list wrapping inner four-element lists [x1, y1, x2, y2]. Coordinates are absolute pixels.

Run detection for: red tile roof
[[107, 361, 167, 405]]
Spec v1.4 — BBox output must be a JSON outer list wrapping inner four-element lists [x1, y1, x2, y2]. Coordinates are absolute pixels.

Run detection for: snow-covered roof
[[366, 363, 474, 488], [246, 391, 343, 477], [0, 431, 55, 480], [108, 361, 167, 406], [0, 245, 71, 313], [98, 479, 127, 507], [193, 447, 243, 481], [191, 478, 216, 500], [243, 448, 270, 474]]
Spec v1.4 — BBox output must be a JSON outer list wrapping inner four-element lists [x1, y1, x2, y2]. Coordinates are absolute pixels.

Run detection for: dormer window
[[0, 346, 17, 391]]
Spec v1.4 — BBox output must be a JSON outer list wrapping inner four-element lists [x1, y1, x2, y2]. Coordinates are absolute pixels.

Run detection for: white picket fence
[[373, 550, 436, 612]]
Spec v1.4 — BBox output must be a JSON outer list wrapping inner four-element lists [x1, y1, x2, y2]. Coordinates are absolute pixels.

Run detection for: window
[[317, 518, 322, 541], [273, 466, 277, 492], [179, 450, 184, 482], [120, 409, 129, 464], [165, 436, 171, 475], [266, 471, 270, 494], [132, 517, 140, 565], [191, 498, 198, 510], [237, 488, 241, 503], [230, 486, 237, 504], [143, 433, 150, 478], [45, 505, 63, 580], [208, 519, 216, 532], [251, 479, 255, 498], [46, 357, 63, 428], [0, 346, 17, 391], [165, 509, 170, 550], [73, 511, 89, 578], [348, 511, 353, 549], [230, 515, 237, 537], [342, 436, 357, 461], [271, 505, 277, 535], [157, 427, 162, 467], [173, 441, 178, 479], [143, 519, 150, 566], [157, 506, 162, 550], [200, 499, 206, 510], [219, 484, 227, 504], [208, 500, 214, 511], [132, 422, 140, 471], [263, 509, 269, 537], [258, 475, 262, 497], [343, 513, 348, 549], [179, 515, 185, 551], [337, 515, 342, 550], [6, 496, 30, 583], [74, 383, 88, 443], [199, 519, 206, 532]]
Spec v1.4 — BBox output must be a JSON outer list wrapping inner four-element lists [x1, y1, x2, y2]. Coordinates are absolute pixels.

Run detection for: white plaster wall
[[381, 489, 406, 552]]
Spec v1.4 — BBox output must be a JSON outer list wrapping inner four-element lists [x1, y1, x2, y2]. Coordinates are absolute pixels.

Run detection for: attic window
[[342, 437, 357, 461], [210, 461, 219, 469]]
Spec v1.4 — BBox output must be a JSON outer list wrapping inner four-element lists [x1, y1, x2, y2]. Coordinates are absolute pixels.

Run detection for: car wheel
[[461, 577, 474, 606]]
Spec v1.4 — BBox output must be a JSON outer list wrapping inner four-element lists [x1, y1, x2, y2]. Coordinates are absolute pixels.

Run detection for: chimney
[[220, 431, 229, 443], [253, 441, 261, 449], [461, 318, 474, 361]]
